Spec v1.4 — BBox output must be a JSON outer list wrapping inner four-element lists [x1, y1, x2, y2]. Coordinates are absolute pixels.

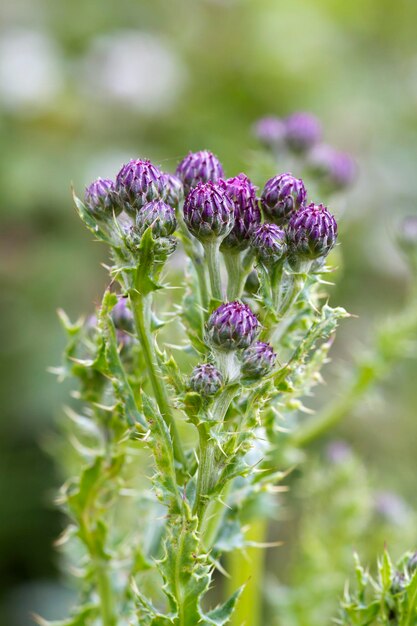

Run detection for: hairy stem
[[177, 211, 209, 310], [204, 239, 224, 301], [129, 290, 186, 468]]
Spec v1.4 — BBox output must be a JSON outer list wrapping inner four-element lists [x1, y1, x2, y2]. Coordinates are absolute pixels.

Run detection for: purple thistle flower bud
[[308, 144, 356, 191], [219, 174, 261, 251], [84, 178, 121, 219], [251, 223, 287, 266], [160, 172, 184, 208], [252, 116, 286, 149], [111, 297, 134, 332], [407, 552, 417, 574], [115, 159, 164, 215], [261, 173, 307, 224], [206, 301, 259, 351], [183, 181, 234, 242], [189, 363, 223, 397], [287, 203, 337, 261], [176, 150, 224, 195], [398, 216, 417, 251], [285, 112, 322, 153], [136, 200, 177, 237], [241, 341, 277, 378]]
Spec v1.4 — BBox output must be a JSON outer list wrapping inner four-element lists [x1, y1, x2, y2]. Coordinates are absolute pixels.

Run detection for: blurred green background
[[2, 0, 417, 624]]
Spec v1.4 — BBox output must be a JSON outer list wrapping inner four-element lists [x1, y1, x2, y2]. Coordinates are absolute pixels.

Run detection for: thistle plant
[[46, 135, 353, 626]]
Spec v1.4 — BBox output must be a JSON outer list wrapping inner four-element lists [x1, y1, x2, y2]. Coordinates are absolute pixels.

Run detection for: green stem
[[177, 211, 209, 310], [204, 239, 223, 301], [227, 519, 267, 626], [95, 559, 116, 626], [129, 290, 186, 468], [194, 385, 238, 532]]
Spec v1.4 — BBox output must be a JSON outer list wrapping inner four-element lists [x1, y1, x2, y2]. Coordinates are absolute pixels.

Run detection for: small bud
[[307, 144, 356, 191], [261, 173, 306, 224], [241, 341, 277, 379], [183, 181, 234, 242], [111, 297, 134, 332], [136, 200, 177, 237], [285, 112, 322, 153], [390, 572, 406, 595], [115, 159, 163, 215], [220, 174, 261, 251], [407, 552, 417, 574], [251, 223, 287, 266], [160, 172, 184, 208], [84, 178, 121, 219], [206, 301, 259, 351], [398, 216, 417, 251], [176, 150, 224, 195], [287, 203, 337, 261], [252, 116, 286, 150], [189, 363, 223, 397]]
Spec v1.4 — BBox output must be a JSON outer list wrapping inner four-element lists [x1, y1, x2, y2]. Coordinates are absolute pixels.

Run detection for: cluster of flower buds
[[84, 147, 338, 276], [253, 111, 356, 194], [253, 111, 322, 154]]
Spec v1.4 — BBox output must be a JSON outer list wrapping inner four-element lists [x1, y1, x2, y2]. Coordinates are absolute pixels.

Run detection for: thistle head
[[206, 301, 259, 351], [287, 202, 337, 262], [219, 174, 261, 252], [84, 178, 121, 219], [183, 181, 234, 242], [115, 159, 163, 215], [160, 172, 184, 208], [253, 116, 286, 149], [308, 144, 356, 191], [251, 223, 287, 266], [241, 341, 277, 379], [136, 200, 177, 237], [189, 363, 223, 397], [285, 112, 322, 152], [176, 150, 224, 195], [261, 173, 306, 223], [111, 297, 134, 332]]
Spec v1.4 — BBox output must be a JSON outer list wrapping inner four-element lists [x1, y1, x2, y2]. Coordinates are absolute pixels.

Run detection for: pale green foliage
[[338, 550, 417, 625]]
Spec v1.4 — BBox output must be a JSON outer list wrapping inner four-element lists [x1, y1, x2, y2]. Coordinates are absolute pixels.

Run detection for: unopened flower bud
[[241, 341, 276, 378], [160, 173, 184, 208], [111, 297, 134, 332], [115, 159, 163, 215], [261, 173, 306, 223], [398, 216, 417, 251], [251, 223, 287, 266], [287, 203, 337, 261], [285, 112, 322, 152], [206, 301, 259, 351], [189, 363, 223, 397], [84, 178, 121, 219], [136, 200, 177, 237], [307, 144, 356, 191], [176, 150, 224, 195], [183, 181, 234, 242], [407, 552, 417, 574], [220, 174, 261, 251], [253, 116, 286, 149]]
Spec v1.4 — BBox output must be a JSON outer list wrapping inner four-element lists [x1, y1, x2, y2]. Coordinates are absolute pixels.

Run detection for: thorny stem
[[204, 239, 224, 301], [129, 290, 186, 468]]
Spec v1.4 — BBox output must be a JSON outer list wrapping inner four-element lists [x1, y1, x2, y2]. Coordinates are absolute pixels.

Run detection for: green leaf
[[203, 586, 244, 625], [72, 190, 115, 245]]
